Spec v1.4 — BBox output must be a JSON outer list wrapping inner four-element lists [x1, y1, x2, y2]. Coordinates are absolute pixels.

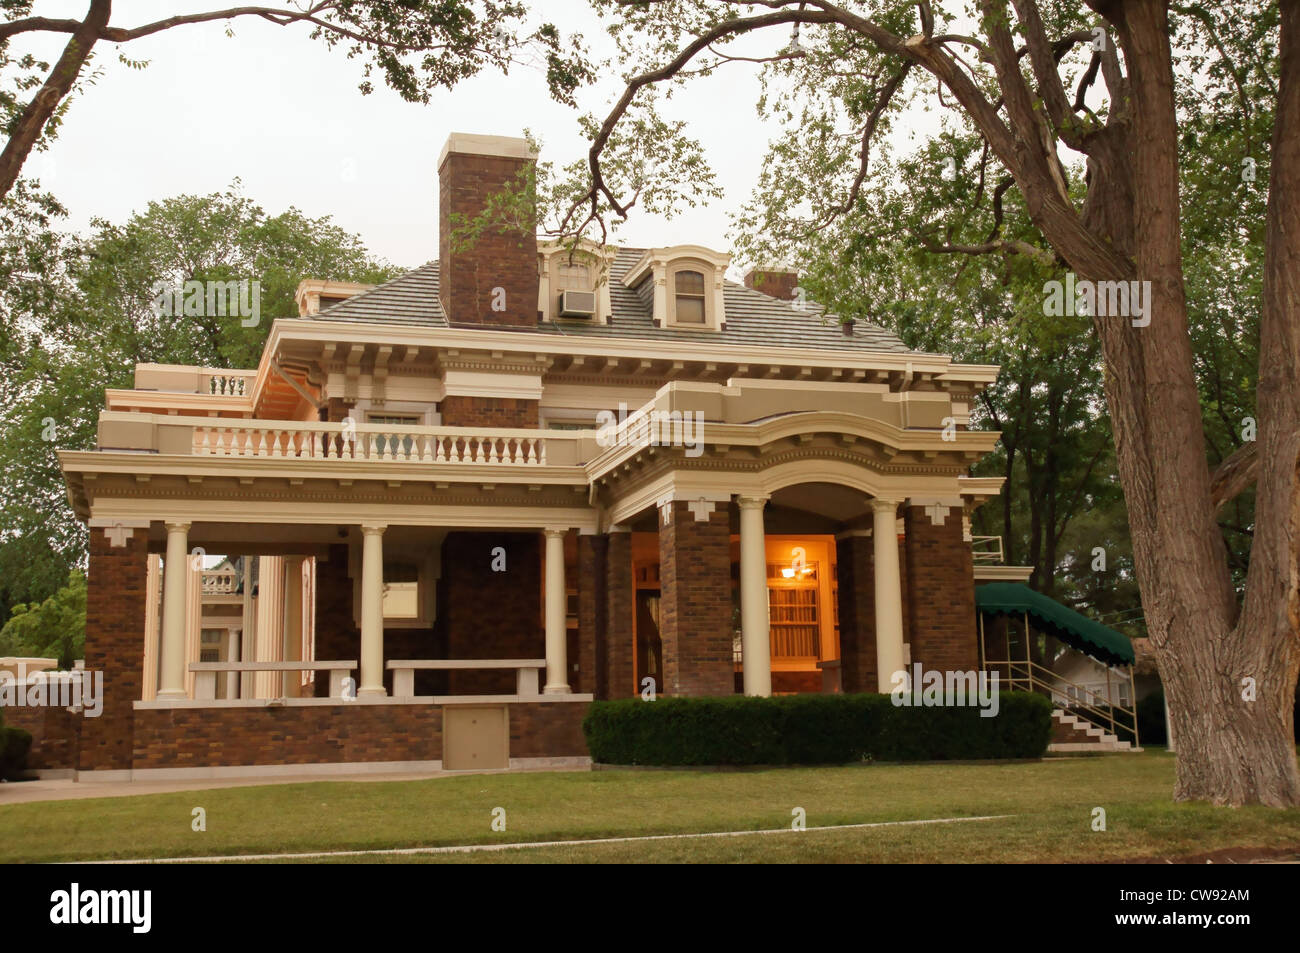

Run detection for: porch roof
[[975, 582, 1134, 666]]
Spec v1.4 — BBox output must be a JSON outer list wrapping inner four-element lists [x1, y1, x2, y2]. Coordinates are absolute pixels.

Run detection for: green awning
[[975, 582, 1134, 665]]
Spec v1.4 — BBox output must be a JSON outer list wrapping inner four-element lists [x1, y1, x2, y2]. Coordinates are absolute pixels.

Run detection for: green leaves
[[0, 184, 401, 621], [0, 570, 86, 669]]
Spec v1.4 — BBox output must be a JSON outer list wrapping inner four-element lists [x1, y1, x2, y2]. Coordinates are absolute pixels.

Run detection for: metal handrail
[[983, 656, 1138, 742]]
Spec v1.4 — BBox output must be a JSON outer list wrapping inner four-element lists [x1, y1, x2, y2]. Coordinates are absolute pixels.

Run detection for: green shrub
[[0, 722, 33, 780], [582, 692, 1053, 766]]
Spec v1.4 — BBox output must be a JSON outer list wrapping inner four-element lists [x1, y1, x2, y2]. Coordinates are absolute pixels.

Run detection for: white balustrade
[[191, 420, 554, 465], [205, 374, 251, 397], [201, 569, 239, 594]]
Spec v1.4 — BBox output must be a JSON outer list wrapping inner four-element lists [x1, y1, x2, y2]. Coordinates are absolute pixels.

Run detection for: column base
[[155, 689, 187, 700], [356, 686, 388, 698], [543, 684, 572, 695]]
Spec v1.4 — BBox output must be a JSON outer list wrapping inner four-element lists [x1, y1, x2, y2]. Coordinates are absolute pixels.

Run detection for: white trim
[[437, 132, 536, 168], [133, 693, 594, 709], [443, 369, 544, 401], [973, 565, 1035, 581], [86, 760, 445, 783]]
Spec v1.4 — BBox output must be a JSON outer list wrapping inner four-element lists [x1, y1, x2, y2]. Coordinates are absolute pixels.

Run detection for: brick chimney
[[438, 133, 539, 328], [743, 267, 799, 302]]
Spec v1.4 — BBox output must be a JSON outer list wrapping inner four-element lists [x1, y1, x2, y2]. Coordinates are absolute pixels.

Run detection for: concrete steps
[[1047, 708, 1141, 753]]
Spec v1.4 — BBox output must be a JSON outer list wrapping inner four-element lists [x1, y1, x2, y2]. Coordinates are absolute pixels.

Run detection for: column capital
[[871, 498, 901, 514], [735, 494, 770, 510], [164, 520, 192, 533], [360, 523, 387, 537], [543, 526, 570, 539]]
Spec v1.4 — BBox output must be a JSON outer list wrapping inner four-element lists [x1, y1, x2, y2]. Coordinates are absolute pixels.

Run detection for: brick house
[[32, 133, 1019, 780]]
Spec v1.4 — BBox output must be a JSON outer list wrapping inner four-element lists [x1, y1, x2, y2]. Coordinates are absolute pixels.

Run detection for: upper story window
[[556, 260, 592, 292], [622, 245, 731, 332], [538, 241, 616, 325], [673, 270, 707, 324]]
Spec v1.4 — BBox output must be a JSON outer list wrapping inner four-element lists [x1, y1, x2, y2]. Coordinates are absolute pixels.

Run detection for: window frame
[[665, 258, 718, 330]]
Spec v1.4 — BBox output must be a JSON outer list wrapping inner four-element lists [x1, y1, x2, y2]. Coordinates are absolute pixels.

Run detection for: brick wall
[[132, 701, 587, 768], [509, 702, 590, 758], [438, 150, 537, 328], [79, 530, 149, 772], [604, 532, 635, 698], [743, 269, 799, 301], [132, 704, 442, 768], [577, 534, 605, 696], [835, 534, 878, 692], [442, 531, 542, 694], [903, 505, 978, 674], [2, 703, 81, 770], [438, 395, 539, 428], [313, 545, 358, 697], [658, 502, 734, 697]]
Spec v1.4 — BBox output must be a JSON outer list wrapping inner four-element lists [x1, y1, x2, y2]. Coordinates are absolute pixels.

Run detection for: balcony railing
[[204, 372, 253, 397], [971, 535, 1005, 564], [94, 412, 594, 468], [201, 569, 239, 594], [192, 421, 552, 465]]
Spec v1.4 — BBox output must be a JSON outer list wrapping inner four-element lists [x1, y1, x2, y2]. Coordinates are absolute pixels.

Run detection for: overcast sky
[[20, 1, 793, 272]]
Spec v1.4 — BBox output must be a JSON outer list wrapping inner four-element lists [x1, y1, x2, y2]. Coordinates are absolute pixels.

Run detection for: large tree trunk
[[1093, 0, 1300, 805], [1189, 0, 1300, 806]]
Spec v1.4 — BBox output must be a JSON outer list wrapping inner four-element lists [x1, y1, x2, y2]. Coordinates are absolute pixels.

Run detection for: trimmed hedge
[[0, 708, 33, 780], [582, 692, 1053, 766]]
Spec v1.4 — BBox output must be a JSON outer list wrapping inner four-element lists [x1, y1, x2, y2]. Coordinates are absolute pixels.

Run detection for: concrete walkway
[[0, 769, 461, 805]]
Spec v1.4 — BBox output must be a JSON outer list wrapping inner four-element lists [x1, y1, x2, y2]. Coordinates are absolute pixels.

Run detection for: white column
[[222, 627, 241, 700], [143, 554, 162, 701], [543, 527, 570, 694], [239, 556, 257, 699], [738, 495, 772, 697], [358, 525, 387, 697], [872, 500, 906, 693], [282, 556, 305, 698], [157, 521, 191, 700]]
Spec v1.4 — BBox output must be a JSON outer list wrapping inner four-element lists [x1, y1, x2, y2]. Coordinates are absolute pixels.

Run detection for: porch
[[56, 377, 1002, 776]]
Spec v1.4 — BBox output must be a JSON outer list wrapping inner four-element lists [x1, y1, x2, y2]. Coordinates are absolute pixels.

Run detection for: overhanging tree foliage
[[0, 0, 592, 202], [560, 0, 1298, 806]]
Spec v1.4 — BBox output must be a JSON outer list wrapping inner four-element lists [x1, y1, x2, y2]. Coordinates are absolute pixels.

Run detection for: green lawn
[[4, 751, 1300, 863]]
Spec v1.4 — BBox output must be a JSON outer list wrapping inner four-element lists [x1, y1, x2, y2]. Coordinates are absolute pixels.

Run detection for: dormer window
[[673, 270, 707, 324], [622, 245, 730, 331], [537, 240, 617, 324], [557, 260, 592, 292]]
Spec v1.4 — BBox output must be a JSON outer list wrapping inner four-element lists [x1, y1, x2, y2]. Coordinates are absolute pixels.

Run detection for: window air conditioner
[[557, 290, 597, 318]]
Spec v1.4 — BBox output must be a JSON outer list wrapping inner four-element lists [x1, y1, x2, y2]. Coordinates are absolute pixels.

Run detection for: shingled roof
[[311, 248, 915, 354]]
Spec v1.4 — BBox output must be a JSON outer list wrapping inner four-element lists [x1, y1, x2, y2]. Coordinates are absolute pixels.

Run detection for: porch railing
[[188, 660, 356, 700], [971, 535, 1004, 564]]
